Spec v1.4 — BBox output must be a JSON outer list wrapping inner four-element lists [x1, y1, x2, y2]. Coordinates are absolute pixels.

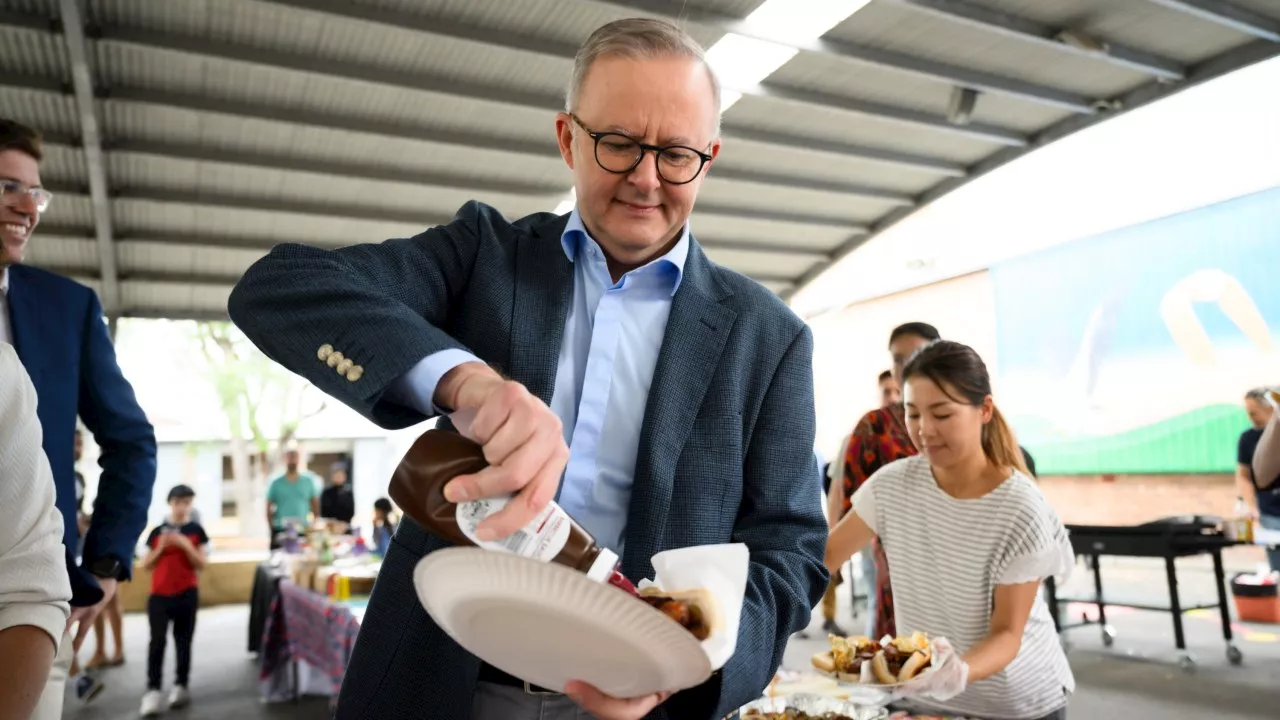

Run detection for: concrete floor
[[64, 557, 1280, 719]]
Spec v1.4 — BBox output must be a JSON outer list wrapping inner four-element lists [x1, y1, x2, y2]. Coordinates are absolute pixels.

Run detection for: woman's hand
[[960, 580, 1039, 683], [825, 510, 874, 575]]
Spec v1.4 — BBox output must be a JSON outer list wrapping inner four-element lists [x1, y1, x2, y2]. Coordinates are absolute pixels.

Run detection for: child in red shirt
[[139, 485, 208, 716]]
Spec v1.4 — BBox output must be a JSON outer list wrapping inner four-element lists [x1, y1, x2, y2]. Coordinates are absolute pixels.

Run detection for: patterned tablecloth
[[258, 579, 366, 701]]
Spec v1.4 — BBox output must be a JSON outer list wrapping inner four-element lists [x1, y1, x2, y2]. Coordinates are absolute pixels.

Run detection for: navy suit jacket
[[227, 202, 828, 719], [6, 264, 156, 606]]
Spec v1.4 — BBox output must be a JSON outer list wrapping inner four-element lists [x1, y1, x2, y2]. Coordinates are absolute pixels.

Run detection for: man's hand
[[435, 363, 569, 541], [564, 681, 672, 720], [68, 577, 118, 651]]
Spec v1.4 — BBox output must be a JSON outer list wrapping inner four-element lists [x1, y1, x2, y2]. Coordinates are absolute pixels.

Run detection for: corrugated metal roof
[[0, 23, 66, 78], [37, 142, 87, 186], [98, 99, 574, 188], [711, 137, 949, 195], [831, 2, 1153, 98], [95, 0, 577, 99], [726, 95, 1002, 164], [38, 191, 94, 229], [0, 0, 1276, 319], [119, 279, 231, 314], [987, 0, 1255, 63], [110, 196, 425, 248], [0, 86, 79, 136], [20, 233, 97, 272], [115, 240, 265, 279]]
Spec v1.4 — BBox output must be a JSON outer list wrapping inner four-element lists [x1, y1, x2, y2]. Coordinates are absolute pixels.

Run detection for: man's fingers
[[522, 439, 569, 513], [446, 418, 559, 501], [467, 381, 526, 444], [479, 402, 539, 467], [477, 426, 568, 536], [563, 681, 667, 720]]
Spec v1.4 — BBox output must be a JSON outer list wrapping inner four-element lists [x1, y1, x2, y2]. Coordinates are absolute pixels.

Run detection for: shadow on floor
[[64, 605, 328, 719]]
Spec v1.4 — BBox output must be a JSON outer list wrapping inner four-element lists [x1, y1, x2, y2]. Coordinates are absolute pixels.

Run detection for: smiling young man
[[0, 118, 157, 720], [227, 18, 827, 720]]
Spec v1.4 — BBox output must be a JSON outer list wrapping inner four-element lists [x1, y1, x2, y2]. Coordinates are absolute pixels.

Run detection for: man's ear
[[555, 113, 576, 169]]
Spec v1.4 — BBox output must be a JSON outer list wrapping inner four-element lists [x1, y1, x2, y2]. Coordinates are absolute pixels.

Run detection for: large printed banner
[[991, 186, 1280, 474]]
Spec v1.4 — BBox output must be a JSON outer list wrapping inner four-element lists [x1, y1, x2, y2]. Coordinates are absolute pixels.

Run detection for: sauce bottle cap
[[586, 547, 619, 583]]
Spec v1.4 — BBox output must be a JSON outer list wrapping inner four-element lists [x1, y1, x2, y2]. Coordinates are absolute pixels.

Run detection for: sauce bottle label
[[456, 496, 572, 563]]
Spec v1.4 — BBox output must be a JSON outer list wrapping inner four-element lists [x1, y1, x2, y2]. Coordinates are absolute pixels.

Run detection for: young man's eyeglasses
[[0, 179, 53, 213], [569, 114, 713, 186]]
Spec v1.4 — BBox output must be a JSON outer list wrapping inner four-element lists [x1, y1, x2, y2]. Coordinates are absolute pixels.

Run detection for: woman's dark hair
[[902, 340, 1029, 475], [888, 321, 940, 348], [373, 498, 393, 514]]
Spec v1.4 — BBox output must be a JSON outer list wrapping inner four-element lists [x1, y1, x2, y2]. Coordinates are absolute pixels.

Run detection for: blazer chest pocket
[[671, 413, 743, 538]]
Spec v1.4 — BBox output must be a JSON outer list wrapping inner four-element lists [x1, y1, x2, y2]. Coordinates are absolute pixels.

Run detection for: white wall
[[809, 271, 998, 458], [351, 437, 391, 537], [146, 443, 226, 531]]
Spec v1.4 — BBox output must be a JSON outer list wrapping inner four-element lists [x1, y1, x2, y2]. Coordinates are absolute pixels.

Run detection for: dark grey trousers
[[469, 682, 598, 720]]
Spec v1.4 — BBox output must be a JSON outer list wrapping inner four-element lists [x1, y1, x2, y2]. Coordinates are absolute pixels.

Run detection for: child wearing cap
[[139, 485, 208, 717]]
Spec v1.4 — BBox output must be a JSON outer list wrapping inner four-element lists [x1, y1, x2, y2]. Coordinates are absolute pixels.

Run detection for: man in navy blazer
[[228, 18, 826, 720], [1, 119, 156, 715]]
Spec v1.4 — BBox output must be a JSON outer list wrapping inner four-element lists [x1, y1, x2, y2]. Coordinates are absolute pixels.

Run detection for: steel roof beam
[[269, 0, 1090, 114], [44, 135, 915, 206], [1144, 0, 1280, 42], [589, 0, 1093, 113], [885, 0, 1188, 81], [74, 16, 1024, 146], [35, 212, 839, 261], [40, 182, 866, 233], [717, 126, 965, 176], [74, 261, 801, 293], [0, 76, 968, 177], [120, 308, 230, 322], [784, 38, 1280, 305], [56, 0, 120, 317]]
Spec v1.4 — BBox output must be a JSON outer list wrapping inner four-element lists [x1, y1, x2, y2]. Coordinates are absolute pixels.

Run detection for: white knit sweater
[[0, 342, 72, 648]]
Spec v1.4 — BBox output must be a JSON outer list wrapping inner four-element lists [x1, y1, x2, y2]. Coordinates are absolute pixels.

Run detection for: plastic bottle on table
[[1231, 496, 1254, 543]]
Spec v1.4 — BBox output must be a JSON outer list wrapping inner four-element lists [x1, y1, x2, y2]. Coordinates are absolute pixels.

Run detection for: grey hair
[[566, 18, 722, 137]]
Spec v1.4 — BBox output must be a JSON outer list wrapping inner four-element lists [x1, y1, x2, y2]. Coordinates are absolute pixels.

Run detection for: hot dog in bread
[[638, 586, 722, 641], [812, 632, 933, 684]]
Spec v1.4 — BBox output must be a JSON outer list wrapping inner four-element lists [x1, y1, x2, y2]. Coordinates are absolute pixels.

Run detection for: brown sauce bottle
[[389, 429, 637, 594]]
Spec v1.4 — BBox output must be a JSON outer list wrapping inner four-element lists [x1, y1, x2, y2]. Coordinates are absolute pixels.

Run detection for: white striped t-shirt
[[852, 455, 1075, 720]]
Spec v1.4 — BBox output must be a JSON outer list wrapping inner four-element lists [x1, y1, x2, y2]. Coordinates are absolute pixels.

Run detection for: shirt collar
[[560, 207, 688, 295], [0, 266, 8, 296]]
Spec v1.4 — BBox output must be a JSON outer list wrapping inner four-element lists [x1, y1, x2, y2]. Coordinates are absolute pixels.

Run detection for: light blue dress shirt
[[389, 209, 689, 553]]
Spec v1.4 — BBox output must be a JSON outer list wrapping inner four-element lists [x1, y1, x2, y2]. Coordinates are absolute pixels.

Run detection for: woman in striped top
[[825, 340, 1073, 720]]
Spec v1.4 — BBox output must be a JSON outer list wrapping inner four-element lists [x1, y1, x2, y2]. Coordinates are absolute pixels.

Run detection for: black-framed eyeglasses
[[0, 179, 52, 213], [569, 113, 712, 186]]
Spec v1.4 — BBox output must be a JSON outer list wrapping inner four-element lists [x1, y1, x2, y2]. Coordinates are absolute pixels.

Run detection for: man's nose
[[627, 150, 662, 192]]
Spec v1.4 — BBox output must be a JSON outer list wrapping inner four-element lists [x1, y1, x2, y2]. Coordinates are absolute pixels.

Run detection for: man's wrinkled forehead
[[576, 55, 719, 140]]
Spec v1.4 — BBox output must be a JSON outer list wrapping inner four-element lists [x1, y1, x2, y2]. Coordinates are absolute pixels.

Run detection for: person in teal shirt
[[266, 449, 319, 547]]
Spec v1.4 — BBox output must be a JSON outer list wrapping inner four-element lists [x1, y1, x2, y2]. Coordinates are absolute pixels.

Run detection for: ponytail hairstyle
[[901, 340, 1029, 476]]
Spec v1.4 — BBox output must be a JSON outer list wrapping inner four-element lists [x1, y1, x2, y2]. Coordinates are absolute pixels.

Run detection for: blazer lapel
[[506, 216, 572, 406], [622, 243, 736, 577], [6, 266, 44, 388]]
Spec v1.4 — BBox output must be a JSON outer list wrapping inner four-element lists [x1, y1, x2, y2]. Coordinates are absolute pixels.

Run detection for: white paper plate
[[413, 547, 712, 697]]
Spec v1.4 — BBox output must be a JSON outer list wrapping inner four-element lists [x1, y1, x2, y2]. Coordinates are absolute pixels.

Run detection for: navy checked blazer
[[227, 201, 828, 719]]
